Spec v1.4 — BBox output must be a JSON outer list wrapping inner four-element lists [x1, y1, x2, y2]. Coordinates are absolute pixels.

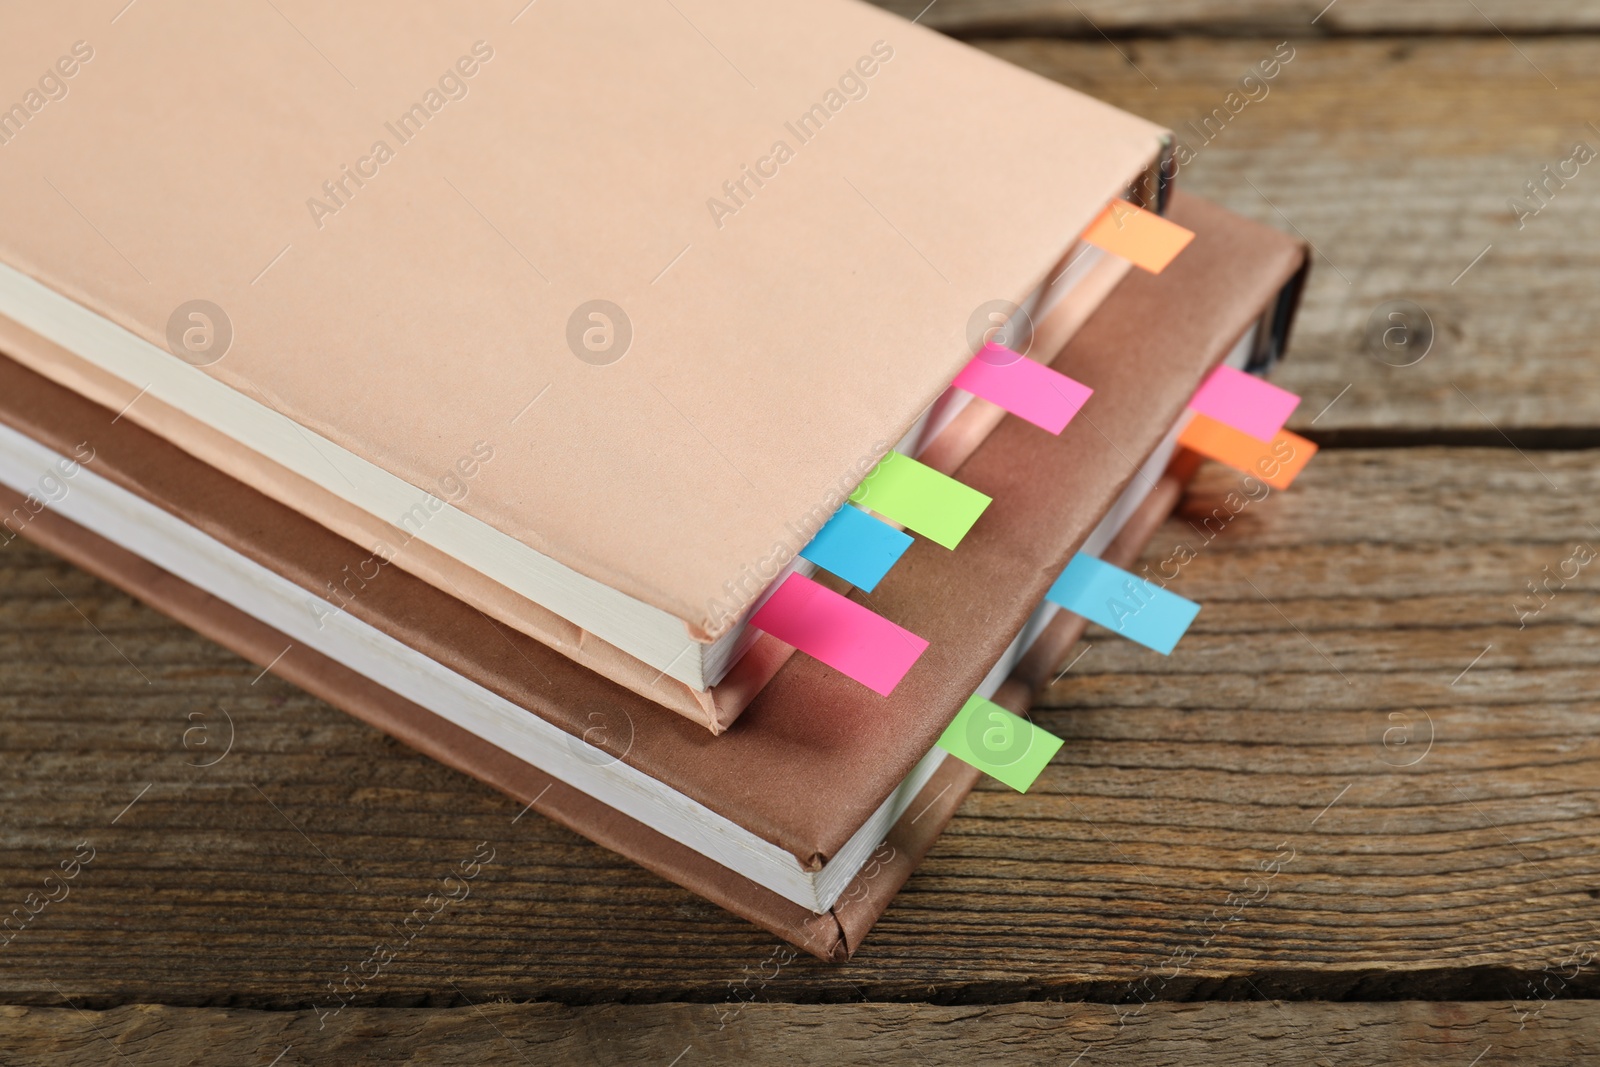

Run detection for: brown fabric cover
[[0, 193, 1306, 871], [0, 468, 1179, 961]]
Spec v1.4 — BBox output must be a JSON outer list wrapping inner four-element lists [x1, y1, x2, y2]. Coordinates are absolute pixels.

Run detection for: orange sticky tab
[[1177, 412, 1317, 490], [1081, 199, 1195, 274]]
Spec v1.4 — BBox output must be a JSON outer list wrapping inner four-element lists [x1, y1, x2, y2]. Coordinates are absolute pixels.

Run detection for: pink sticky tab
[[953, 345, 1094, 434], [1187, 365, 1301, 443], [749, 573, 928, 696]]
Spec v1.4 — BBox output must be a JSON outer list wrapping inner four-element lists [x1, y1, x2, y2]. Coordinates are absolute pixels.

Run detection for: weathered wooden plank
[[956, 37, 1600, 436], [0, 1000, 1591, 1066], [2, 449, 1598, 1005], [869, 0, 1600, 36]]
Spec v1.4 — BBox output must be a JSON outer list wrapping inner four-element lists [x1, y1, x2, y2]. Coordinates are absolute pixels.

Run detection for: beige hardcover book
[[0, 192, 1309, 921], [0, 0, 1167, 719]]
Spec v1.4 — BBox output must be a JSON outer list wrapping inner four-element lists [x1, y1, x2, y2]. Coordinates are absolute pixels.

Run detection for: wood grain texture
[[2, 18, 1596, 1059], [870, 0, 1600, 36], [0, 1000, 1591, 1065], [951, 36, 1600, 437], [3, 449, 1598, 1007]]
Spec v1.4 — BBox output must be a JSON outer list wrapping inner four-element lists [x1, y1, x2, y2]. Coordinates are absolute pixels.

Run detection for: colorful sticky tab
[[1187, 365, 1301, 443], [1081, 198, 1195, 274], [849, 451, 991, 550], [1046, 553, 1200, 655], [749, 572, 927, 696], [1178, 412, 1318, 490], [953, 344, 1094, 434], [799, 504, 914, 593], [936, 694, 1064, 793]]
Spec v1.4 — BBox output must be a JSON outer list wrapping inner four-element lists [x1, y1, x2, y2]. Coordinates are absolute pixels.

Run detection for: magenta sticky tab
[[953, 344, 1094, 434], [1186, 365, 1301, 443], [749, 573, 928, 696]]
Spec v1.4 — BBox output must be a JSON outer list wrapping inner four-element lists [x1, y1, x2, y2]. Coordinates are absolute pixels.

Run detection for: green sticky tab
[[936, 694, 1064, 793], [848, 451, 991, 550]]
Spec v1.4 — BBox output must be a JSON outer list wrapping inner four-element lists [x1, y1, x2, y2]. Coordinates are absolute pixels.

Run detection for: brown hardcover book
[[0, 194, 1306, 953], [0, 462, 1186, 961], [0, 0, 1170, 716]]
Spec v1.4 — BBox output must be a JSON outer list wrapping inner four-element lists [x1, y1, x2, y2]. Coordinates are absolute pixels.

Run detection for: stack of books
[[0, 1, 1313, 959]]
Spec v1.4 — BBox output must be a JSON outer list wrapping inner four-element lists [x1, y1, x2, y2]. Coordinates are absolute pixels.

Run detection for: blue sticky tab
[[1045, 552, 1200, 654], [799, 504, 914, 593]]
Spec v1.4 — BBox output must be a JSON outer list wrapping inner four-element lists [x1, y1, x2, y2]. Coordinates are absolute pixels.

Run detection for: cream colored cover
[[0, 1, 1164, 650]]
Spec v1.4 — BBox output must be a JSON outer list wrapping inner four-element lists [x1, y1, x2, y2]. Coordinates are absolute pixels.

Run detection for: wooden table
[[5, 3, 1598, 1063]]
